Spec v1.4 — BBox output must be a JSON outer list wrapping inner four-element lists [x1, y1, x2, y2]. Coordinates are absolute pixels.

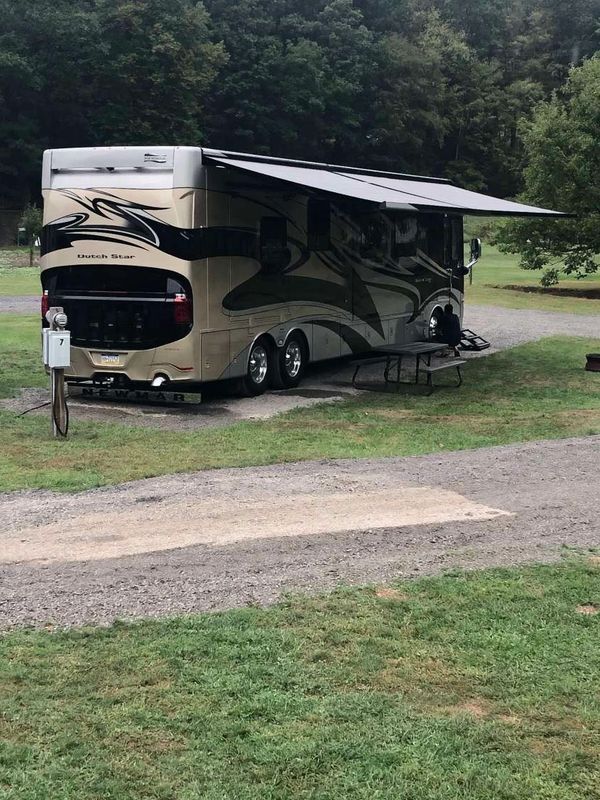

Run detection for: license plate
[[100, 353, 121, 365]]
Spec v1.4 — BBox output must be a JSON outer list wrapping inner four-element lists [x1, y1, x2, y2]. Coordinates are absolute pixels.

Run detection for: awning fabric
[[206, 155, 565, 217]]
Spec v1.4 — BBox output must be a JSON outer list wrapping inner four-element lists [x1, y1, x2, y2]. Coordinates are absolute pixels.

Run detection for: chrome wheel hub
[[249, 344, 268, 384], [429, 313, 441, 340], [284, 341, 302, 378]]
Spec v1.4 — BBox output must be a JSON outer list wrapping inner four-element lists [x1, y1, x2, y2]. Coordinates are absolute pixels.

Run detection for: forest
[[0, 0, 598, 209]]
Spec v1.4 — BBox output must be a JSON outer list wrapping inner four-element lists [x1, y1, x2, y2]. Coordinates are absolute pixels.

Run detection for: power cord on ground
[[17, 393, 69, 435], [18, 401, 51, 417]]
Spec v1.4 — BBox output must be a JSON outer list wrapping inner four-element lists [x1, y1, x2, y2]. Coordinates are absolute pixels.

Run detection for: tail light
[[41, 290, 49, 318], [173, 292, 192, 324]]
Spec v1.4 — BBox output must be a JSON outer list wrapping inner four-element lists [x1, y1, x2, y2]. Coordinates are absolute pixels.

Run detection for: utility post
[[42, 307, 70, 438]]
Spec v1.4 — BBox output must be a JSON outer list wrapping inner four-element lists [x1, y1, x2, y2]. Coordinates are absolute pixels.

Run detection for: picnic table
[[351, 341, 465, 393]]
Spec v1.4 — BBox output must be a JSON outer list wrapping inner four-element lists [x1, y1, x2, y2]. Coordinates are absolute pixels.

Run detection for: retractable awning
[[205, 153, 566, 217]]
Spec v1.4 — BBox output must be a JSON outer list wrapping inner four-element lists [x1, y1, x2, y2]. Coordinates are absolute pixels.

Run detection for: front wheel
[[273, 335, 307, 389], [240, 339, 271, 396]]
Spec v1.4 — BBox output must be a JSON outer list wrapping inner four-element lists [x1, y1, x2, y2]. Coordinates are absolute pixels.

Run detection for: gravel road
[[0, 295, 38, 313], [465, 305, 598, 353], [1, 436, 598, 629]]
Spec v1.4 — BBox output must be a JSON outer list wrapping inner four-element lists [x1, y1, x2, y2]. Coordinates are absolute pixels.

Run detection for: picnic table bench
[[351, 341, 465, 394]]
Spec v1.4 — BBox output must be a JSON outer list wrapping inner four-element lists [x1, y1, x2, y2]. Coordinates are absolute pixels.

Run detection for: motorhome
[[40, 147, 563, 395]]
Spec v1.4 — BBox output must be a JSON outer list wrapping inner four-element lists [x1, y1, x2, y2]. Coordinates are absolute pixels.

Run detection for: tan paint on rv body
[[40, 187, 199, 229], [41, 186, 206, 384], [63, 338, 199, 385]]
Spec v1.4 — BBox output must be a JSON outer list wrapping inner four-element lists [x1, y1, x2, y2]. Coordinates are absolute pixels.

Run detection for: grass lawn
[[1, 560, 599, 799], [1, 315, 599, 492], [466, 246, 600, 314], [0, 247, 40, 295]]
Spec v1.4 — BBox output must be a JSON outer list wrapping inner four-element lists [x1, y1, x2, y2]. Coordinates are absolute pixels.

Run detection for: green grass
[[0, 315, 44, 397], [467, 246, 600, 314], [0, 247, 40, 295], [1, 315, 599, 492], [1, 560, 599, 799]]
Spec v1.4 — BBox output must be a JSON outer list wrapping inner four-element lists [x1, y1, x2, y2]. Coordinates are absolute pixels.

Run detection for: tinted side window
[[260, 216, 289, 271], [417, 214, 445, 266], [359, 214, 390, 259], [449, 216, 464, 266], [307, 197, 331, 250], [393, 215, 418, 258]]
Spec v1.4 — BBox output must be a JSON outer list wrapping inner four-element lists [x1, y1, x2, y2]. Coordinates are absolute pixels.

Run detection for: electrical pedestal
[[42, 307, 70, 438]]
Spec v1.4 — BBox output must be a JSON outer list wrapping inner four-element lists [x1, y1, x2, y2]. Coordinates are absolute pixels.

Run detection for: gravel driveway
[[0, 295, 38, 314], [1, 436, 598, 629], [465, 305, 598, 353]]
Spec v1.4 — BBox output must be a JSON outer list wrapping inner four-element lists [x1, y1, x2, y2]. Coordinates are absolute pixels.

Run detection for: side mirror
[[470, 237, 482, 262]]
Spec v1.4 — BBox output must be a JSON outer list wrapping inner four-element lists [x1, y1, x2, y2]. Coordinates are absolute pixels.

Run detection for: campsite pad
[[2, 376, 357, 430], [2, 486, 510, 564]]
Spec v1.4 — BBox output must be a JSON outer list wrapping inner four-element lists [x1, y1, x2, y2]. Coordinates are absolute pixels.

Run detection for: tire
[[272, 334, 307, 389], [240, 338, 271, 396]]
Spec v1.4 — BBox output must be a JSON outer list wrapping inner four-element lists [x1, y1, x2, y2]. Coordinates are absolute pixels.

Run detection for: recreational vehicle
[[40, 147, 563, 395]]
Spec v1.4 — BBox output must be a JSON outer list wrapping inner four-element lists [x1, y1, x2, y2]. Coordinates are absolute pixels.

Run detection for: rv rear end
[[40, 146, 205, 389]]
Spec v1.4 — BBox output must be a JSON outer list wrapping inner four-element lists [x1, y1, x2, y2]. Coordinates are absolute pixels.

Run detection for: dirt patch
[[575, 604, 599, 615], [526, 715, 593, 756], [371, 409, 416, 421], [498, 713, 521, 726], [556, 409, 600, 420], [492, 283, 600, 300], [375, 587, 409, 601], [376, 655, 469, 698], [553, 410, 600, 436], [428, 699, 523, 724], [450, 700, 492, 718]]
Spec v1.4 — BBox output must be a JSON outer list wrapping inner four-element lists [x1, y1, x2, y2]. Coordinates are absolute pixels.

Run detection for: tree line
[[0, 0, 598, 211]]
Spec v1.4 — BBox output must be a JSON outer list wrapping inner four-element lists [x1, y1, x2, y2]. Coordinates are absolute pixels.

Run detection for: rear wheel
[[240, 339, 271, 396], [273, 334, 307, 389]]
